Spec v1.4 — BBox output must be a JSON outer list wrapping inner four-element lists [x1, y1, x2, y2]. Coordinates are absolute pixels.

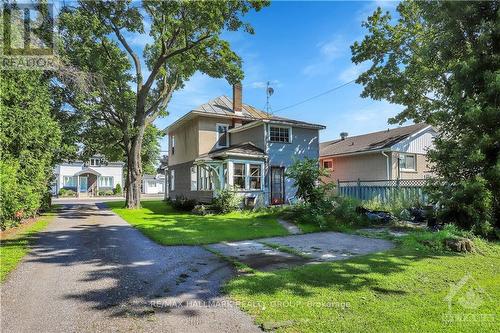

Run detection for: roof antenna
[[265, 81, 274, 114]]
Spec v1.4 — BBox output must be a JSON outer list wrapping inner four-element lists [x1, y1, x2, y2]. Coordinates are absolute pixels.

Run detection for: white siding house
[[53, 156, 124, 197]]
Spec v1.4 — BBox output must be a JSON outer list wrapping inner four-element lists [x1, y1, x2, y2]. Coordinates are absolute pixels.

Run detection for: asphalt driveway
[[0, 203, 260, 333]]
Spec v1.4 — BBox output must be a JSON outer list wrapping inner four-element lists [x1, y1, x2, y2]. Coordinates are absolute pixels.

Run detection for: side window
[[399, 153, 416, 171], [269, 126, 291, 143], [170, 170, 175, 191], [190, 166, 197, 191], [323, 160, 333, 169], [171, 135, 175, 155], [216, 124, 229, 148]]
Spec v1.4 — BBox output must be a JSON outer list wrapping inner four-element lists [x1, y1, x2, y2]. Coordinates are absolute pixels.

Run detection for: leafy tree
[[286, 158, 330, 204], [57, 0, 268, 208], [352, 0, 499, 234], [0, 70, 61, 229]]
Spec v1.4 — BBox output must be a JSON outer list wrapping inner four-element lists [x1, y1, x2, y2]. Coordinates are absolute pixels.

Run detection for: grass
[[106, 200, 289, 245], [226, 237, 500, 332], [0, 208, 58, 282], [259, 241, 313, 259]]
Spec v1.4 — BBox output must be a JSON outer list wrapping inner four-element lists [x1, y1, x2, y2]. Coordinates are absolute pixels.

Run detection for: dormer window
[[89, 158, 101, 166], [216, 124, 229, 148]]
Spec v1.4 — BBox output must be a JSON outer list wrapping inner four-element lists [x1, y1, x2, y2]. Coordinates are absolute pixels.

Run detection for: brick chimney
[[233, 83, 242, 115]]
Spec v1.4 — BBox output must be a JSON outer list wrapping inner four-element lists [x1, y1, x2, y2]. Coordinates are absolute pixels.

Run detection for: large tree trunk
[[125, 126, 145, 209]]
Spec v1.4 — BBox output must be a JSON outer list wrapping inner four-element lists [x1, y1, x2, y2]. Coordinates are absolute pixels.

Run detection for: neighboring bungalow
[[320, 123, 437, 182], [52, 155, 124, 197], [164, 84, 325, 206]]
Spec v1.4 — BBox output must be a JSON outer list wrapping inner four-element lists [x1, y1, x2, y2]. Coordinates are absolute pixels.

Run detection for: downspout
[[381, 151, 390, 180]]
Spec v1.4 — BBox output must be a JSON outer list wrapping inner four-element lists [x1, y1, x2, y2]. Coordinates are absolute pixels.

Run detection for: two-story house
[[164, 84, 325, 206], [52, 155, 124, 197]]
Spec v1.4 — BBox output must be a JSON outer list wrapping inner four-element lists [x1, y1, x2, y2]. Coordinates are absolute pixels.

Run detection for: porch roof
[[74, 168, 102, 176], [195, 142, 266, 162]]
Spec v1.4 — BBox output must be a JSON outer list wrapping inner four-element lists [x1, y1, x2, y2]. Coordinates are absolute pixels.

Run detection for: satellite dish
[[267, 87, 274, 96]]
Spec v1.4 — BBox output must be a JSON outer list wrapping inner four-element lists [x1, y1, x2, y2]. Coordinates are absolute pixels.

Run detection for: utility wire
[[273, 79, 356, 114]]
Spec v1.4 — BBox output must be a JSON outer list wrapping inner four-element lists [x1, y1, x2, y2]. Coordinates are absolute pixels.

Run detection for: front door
[[270, 167, 285, 205], [79, 176, 88, 193]]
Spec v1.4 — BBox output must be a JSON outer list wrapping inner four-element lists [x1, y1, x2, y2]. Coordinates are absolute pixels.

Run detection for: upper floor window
[[399, 153, 416, 171], [269, 126, 291, 143], [216, 124, 229, 148], [89, 158, 101, 166], [323, 160, 333, 169], [171, 135, 175, 155]]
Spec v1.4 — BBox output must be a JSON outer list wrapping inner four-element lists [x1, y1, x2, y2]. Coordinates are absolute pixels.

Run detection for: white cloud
[[302, 35, 351, 77], [338, 62, 370, 83], [249, 80, 281, 89]]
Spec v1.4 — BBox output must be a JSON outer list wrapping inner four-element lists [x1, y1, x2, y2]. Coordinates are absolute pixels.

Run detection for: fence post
[[337, 179, 340, 196], [357, 178, 361, 200]]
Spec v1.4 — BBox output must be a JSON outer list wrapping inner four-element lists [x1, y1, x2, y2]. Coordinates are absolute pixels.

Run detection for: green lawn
[[226, 240, 500, 332], [106, 200, 289, 245], [1, 209, 58, 282]]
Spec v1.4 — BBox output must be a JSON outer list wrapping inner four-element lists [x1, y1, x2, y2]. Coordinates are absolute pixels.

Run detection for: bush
[[212, 189, 242, 214], [283, 196, 366, 230], [113, 183, 122, 195], [428, 177, 494, 237], [286, 158, 331, 204], [171, 195, 197, 211], [364, 194, 422, 220], [59, 188, 77, 197], [98, 189, 114, 196]]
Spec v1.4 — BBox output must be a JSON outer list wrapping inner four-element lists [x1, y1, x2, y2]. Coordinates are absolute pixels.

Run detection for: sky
[[124, 1, 405, 152]]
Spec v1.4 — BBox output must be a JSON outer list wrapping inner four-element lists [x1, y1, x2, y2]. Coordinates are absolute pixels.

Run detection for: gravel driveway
[[1, 203, 261, 333]]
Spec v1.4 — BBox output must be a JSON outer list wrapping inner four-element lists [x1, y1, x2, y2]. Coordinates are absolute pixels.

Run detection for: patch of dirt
[[0, 216, 38, 240], [235, 253, 309, 271]]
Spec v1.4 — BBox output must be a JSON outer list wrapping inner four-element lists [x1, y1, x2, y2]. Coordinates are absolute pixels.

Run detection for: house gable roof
[[166, 95, 325, 132], [196, 142, 266, 161], [320, 123, 431, 157]]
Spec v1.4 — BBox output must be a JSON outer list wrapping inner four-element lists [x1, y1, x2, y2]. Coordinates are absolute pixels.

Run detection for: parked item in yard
[[356, 207, 395, 223]]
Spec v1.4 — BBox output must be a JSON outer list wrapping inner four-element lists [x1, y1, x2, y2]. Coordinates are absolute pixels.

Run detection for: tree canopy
[[352, 0, 499, 234], [58, 0, 269, 208]]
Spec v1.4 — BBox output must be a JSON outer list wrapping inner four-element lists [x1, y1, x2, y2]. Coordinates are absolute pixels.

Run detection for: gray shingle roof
[[197, 142, 265, 160], [320, 123, 430, 157]]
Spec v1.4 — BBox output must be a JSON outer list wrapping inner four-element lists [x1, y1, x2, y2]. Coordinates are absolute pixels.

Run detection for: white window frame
[[399, 153, 417, 171], [269, 125, 292, 143], [229, 161, 264, 191], [98, 176, 114, 188], [248, 164, 262, 190], [90, 158, 101, 166], [170, 170, 175, 191], [323, 160, 333, 169], [170, 135, 175, 155], [63, 176, 77, 187], [216, 123, 229, 148], [190, 166, 198, 191]]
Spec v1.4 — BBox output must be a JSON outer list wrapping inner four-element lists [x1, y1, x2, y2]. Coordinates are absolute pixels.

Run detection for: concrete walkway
[[1, 203, 260, 333], [208, 232, 394, 271]]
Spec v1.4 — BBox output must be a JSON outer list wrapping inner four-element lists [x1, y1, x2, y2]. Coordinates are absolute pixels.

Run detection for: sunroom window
[[233, 163, 246, 189], [249, 164, 262, 190]]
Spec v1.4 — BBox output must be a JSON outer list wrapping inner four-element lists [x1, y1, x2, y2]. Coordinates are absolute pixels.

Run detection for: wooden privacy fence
[[337, 179, 429, 203]]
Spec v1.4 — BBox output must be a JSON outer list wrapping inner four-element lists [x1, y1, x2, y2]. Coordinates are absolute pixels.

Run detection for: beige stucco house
[[320, 123, 437, 182], [164, 84, 325, 206]]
